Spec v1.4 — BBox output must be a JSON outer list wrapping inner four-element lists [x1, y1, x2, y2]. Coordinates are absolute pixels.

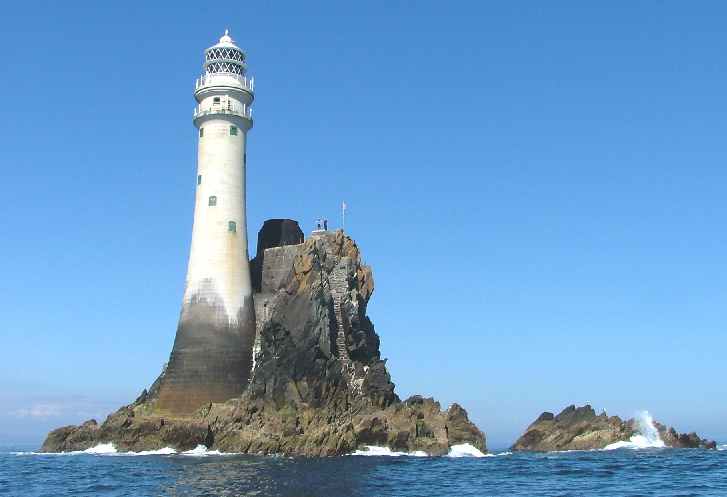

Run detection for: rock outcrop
[[512, 404, 716, 451], [657, 423, 717, 449], [41, 225, 485, 456]]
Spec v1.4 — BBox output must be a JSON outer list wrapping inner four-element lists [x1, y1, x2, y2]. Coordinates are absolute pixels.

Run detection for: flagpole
[[342, 201, 346, 231]]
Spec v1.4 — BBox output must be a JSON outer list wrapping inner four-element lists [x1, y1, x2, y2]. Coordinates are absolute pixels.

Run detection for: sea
[[1, 442, 726, 497]]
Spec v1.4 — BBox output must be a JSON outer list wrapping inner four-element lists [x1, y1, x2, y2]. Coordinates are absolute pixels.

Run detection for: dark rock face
[[248, 230, 395, 411], [512, 404, 716, 451], [41, 226, 485, 456]]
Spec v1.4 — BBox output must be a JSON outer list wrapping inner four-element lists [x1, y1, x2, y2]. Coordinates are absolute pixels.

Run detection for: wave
[[19, 443, 509, 459], [718, 444, 726, 451], [349, 444, 504, 458], [603, 411, 665, 451], [14, 443, 121, 456], [447, 443, 489, 458], [131, 447, 178, 456], [181, 445, 231, 456], [350, 446, 428, 457], [14, 444, 233, 457], [82, 443, 118, 454]]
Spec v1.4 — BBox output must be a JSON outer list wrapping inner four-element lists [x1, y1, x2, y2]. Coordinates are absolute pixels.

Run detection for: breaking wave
[[349, 444, 507, 458], [82, 443, 118, 454], [447, 443, 489, 458], [14, 443, 122, 456], [181, 445, 228, 456], [604, 411, 666, 450], [14, 444, 234, 457], [131, 447, 177, 456], [350, 446, 428, 457], [16, 442, 511, 459]]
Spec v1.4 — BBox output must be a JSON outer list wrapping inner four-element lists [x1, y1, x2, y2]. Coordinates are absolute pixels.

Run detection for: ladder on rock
[[332, 296, 351, 368], [330, 269, 367, 406], [329, 270, 355, 378]]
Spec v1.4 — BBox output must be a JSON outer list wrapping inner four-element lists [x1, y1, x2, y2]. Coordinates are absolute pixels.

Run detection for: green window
[[213, 97, 221, 104], [208, 196, 217, 206], [228, 221, 237, 233], [197, 175, 201, 185], [199, 128, 204, 137], [230, 125, 238, 136]]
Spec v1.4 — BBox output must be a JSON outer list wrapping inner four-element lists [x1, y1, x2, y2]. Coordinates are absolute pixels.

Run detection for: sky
[[1, 1, 726, 450]]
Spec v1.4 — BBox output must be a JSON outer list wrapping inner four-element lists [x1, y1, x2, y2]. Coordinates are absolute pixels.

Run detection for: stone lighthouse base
[[155, 296, 256, 415]]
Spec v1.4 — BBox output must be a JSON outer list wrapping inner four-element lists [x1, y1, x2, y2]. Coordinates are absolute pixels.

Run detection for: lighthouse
[[157, 31, 256, 414]]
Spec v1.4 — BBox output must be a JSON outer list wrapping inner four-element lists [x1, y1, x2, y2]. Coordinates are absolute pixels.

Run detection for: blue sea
[[2, 444, 726, 496]]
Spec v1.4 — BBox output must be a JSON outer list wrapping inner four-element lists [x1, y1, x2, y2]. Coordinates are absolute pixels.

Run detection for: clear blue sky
[[1, 1, 726, 449]]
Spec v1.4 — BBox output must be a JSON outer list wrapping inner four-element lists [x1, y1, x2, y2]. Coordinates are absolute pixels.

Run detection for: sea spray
[[447, 443, 489, 458], [604, 411, 666, 450], [19, 443, 122, 456], [181, 445, 231, 456], [350, 446, 428, 457], [82, 443, 118, 454], [350, 444, 500, 457]]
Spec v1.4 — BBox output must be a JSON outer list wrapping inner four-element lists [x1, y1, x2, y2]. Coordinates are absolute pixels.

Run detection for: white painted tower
[[186, 30, 254, 319], [158, 31, 257, 414]]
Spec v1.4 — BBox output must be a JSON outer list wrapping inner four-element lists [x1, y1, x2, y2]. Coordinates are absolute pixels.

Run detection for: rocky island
[[512, 404, 716, 451], [41, 221, 486, 456]]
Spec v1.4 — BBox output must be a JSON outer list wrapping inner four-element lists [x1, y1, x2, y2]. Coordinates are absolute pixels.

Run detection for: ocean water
[[2, 443, 726, 497]]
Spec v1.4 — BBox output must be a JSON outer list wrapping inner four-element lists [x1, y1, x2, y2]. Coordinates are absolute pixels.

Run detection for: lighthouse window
[[230, 126, 238, 136], [208, 196, 217, 206], [199, 128, 204, 137], [228, 221, 237, 233], [213, 97, 220, 104], [197, 175, 202, 185]]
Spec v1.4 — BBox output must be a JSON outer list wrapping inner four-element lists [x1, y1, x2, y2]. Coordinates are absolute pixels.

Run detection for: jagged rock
[[41, 226, 485, 456], [511, 405, 630, 451], [657, 424, 717, 449], [40, 419, 99, 453], [512, 404, 716, 451]]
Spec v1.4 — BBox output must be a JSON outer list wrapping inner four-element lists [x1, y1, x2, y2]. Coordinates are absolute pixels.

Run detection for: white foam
[[604, 411, 666, 450], [447, 443, 489, 458], [16, 444, 179, 456], [181, 444, 226, 456], [132, 447, 177, 456], [350, 446, 428, 457], [26, 443, 121, 456], [13, 444, 245, 457], [717, 444, 726, 451], [83, 443, 118, 454]]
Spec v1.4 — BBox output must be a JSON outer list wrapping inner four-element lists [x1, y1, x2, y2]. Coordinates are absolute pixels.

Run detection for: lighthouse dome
[[217, 29, 234, 46], [204, 29, 246, 76]]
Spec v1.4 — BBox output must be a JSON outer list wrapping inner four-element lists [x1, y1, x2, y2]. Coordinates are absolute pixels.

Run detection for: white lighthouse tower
[[158, 30, 256, 414]]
